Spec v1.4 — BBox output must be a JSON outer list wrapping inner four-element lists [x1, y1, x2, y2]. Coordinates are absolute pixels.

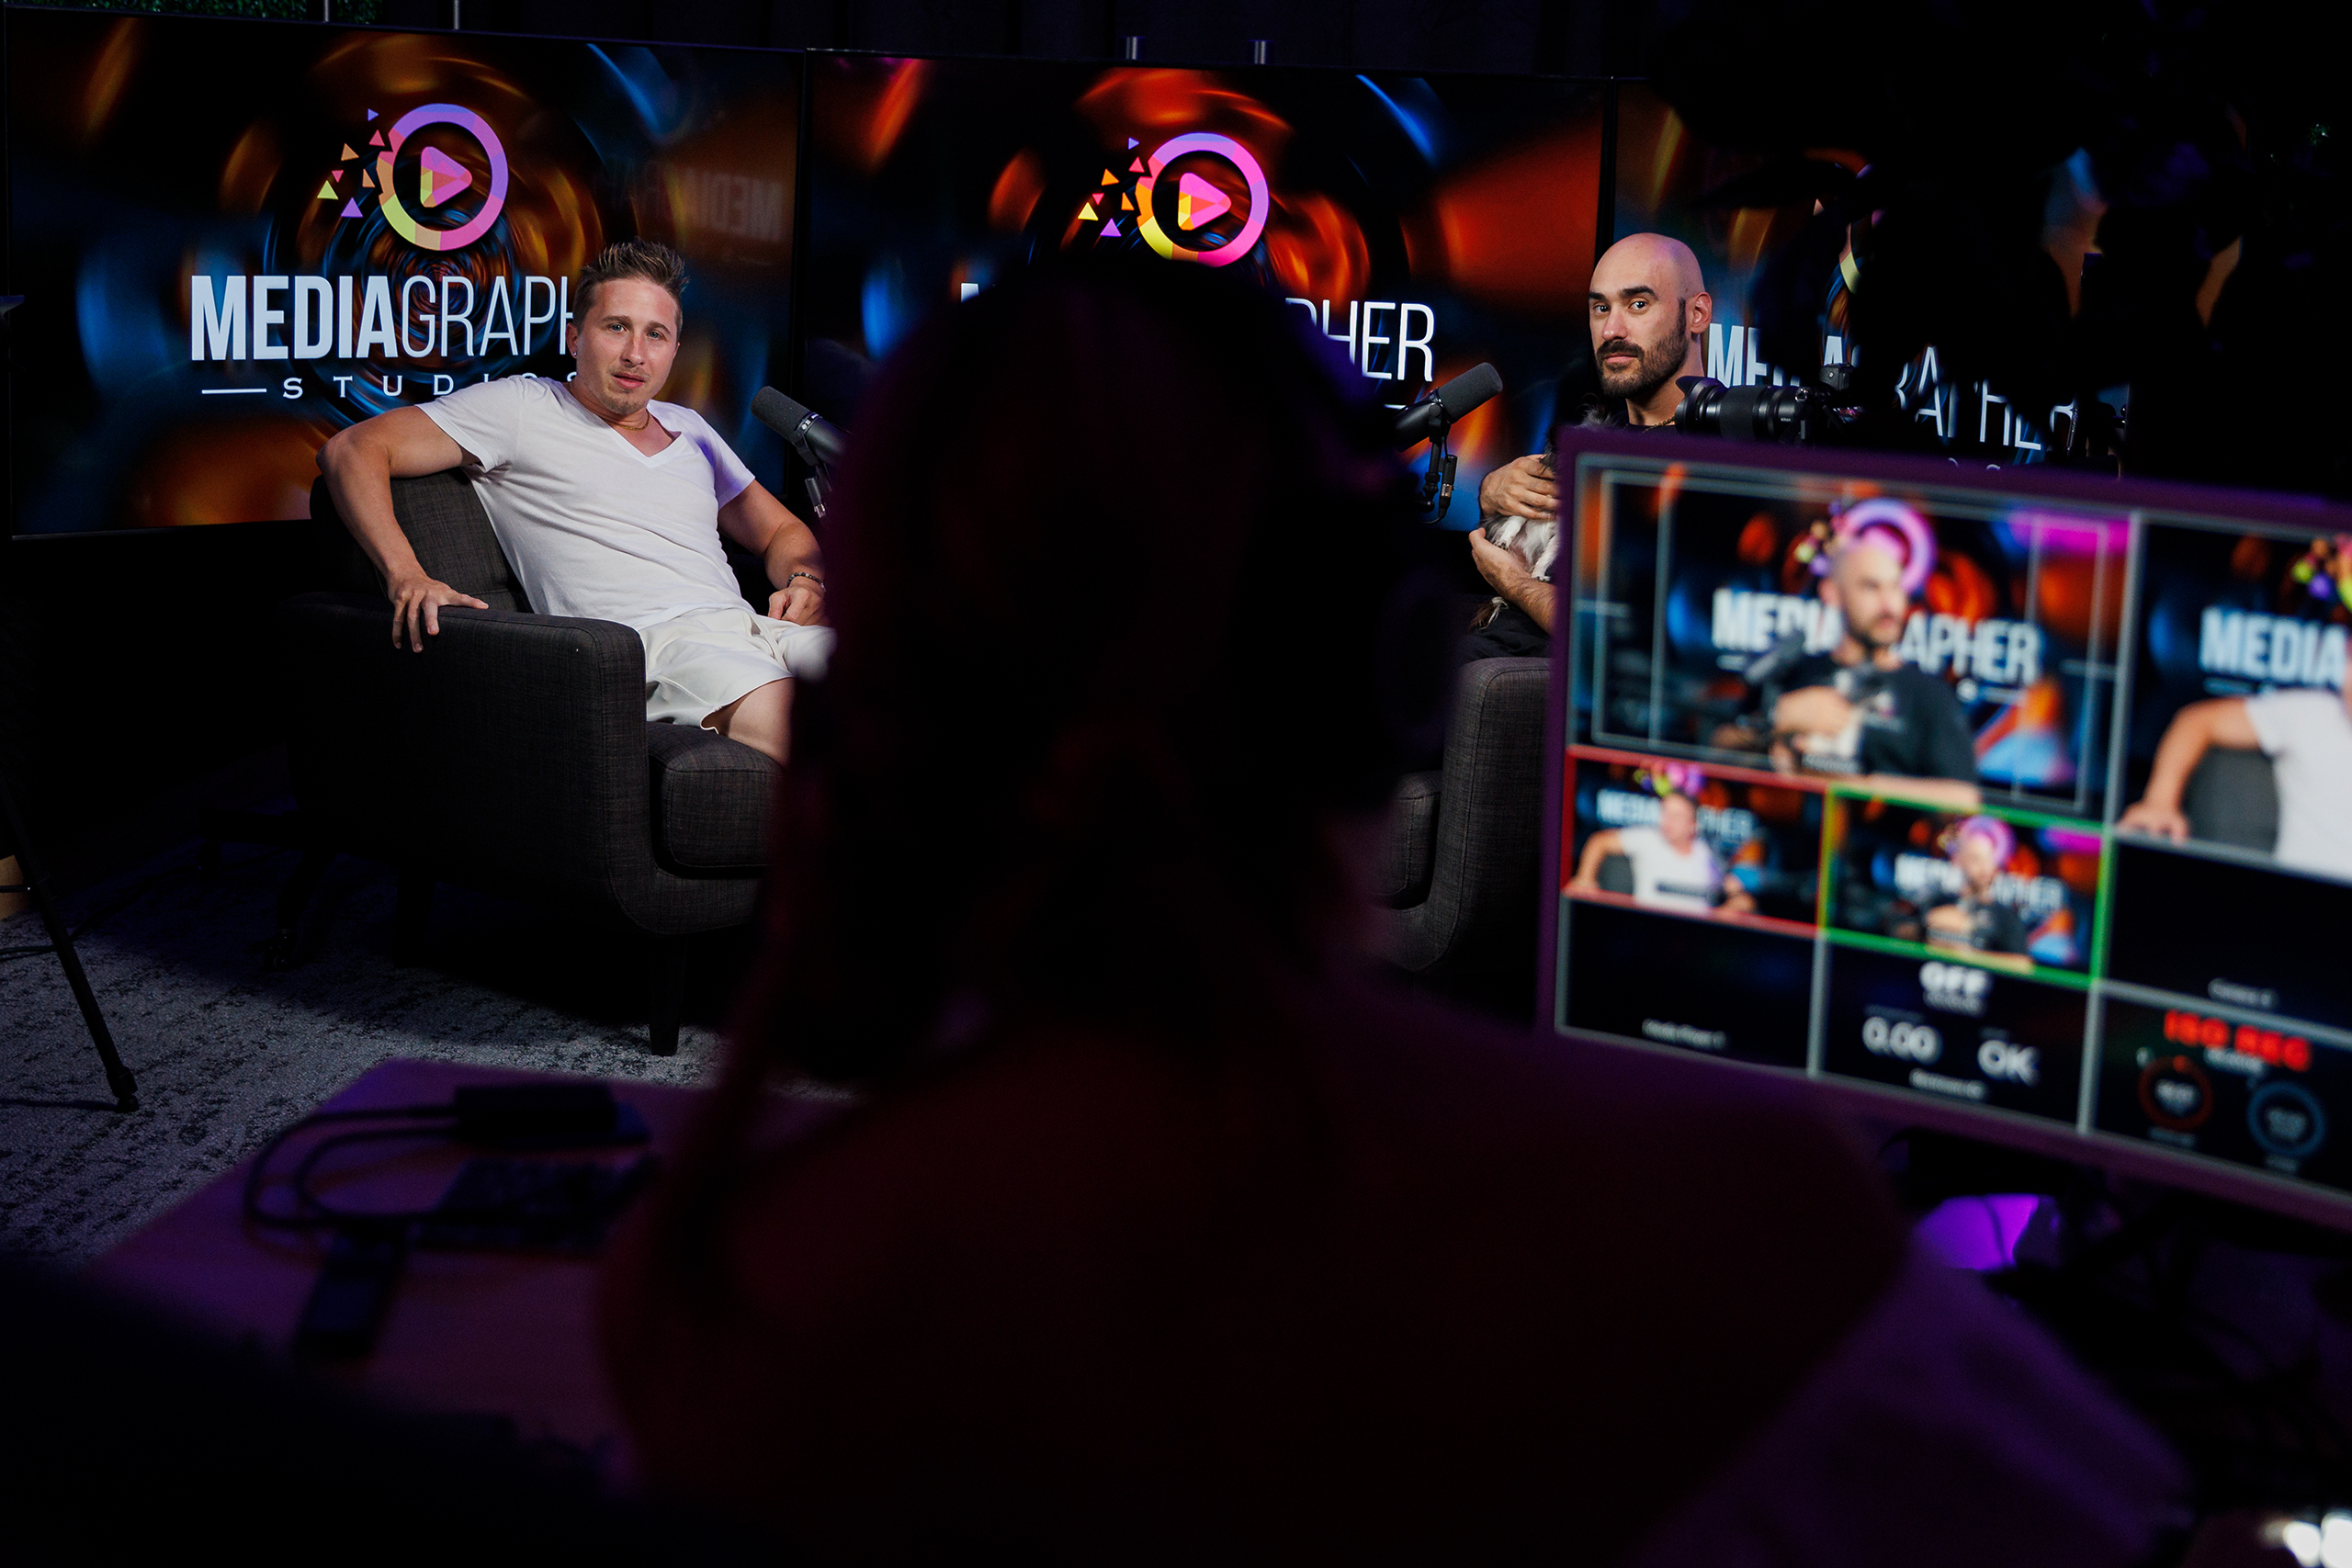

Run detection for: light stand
[[0, 295, 139, 1111]]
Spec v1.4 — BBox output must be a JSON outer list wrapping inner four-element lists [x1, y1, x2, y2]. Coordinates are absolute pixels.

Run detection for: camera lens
[[1715, 384, 1810, 441], [1671, 378, 1813, 442]]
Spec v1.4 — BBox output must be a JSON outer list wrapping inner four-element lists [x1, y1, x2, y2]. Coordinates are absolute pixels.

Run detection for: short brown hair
[[575, 239, 688, 326]]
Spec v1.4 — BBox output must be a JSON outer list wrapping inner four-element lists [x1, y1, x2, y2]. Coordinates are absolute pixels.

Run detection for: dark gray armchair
[[279, 471, 777, 1053], [2183, 745, 2278, 852], [1377, 656, 1551, 979]]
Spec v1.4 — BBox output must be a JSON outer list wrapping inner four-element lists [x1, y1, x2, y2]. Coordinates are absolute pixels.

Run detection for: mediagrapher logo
[[189, 103, 562, 386]]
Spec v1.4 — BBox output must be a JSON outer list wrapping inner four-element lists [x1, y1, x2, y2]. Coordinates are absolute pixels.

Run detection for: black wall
[[371, 0, 1639, 75], [0, 522, 353, 865]]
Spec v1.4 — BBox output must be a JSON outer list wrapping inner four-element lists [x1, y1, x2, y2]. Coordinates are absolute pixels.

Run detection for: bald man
[[1769, 534, 1981, 808], [1467, 234, 1714, 652]]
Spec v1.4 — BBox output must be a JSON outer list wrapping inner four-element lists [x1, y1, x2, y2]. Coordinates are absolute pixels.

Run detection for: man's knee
[[704, 678, 793, 763]]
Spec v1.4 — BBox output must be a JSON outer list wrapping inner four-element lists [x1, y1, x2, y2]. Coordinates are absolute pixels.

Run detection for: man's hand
[[766, 576, 828, 626], [1478, 454, 1557, 523], [1718, 876, 1757, 916], [1468, 526, 1529, 595], [1772, 685, 1857, 739], [1469, 527, 1557, 635], [388, 574, 489, 651], [2118, 797, 2192, 841], [1924, 904, 1973, 935]]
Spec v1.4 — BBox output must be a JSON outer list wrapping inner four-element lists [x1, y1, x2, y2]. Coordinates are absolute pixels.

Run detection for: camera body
[[1672, 367, 1861, 446]]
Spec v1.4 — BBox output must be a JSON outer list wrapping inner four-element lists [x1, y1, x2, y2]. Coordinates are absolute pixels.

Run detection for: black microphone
[[751, 386, 848, 467], [1743, 629, 1812, 693], [1392, 362, 1502, 447]]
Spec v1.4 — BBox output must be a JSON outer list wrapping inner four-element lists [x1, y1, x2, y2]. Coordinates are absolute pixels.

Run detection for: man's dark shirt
[[1927, 894, 2030, 955], [1779, 654, 1980, 784]]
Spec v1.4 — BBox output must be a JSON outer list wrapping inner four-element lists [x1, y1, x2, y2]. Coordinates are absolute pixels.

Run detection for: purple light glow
[[1915, 1193, 2049, 1270]]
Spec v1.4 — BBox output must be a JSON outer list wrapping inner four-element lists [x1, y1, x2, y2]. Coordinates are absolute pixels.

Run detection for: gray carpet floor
[[2, 836, 752, 1265]]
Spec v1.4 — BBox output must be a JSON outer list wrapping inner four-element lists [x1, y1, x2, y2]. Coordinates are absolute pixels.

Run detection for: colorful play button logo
[[417, 146, 473, 208], [1174, 171, 1231, 232], [1132, 133, 1269, 267], [373, 104, 509, 253]]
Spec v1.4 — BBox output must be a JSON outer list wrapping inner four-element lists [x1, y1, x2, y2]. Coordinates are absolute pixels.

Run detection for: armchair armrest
[[279, 592, 655, 910], [1382, 657, 1551, 976]]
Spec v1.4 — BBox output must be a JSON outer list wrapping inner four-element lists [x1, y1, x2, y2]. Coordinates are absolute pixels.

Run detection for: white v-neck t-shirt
[[2245, 687, 2352, 881], [420, 376, 758, 633], [1615, 825, 1722, 914]]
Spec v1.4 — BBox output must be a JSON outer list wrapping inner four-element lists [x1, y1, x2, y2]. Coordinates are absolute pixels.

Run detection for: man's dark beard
[[1596, 302, 1691, 409], [1850, 606, 1905, 654]]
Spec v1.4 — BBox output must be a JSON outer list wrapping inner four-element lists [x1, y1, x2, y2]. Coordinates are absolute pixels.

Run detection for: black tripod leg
[[0, 777, 136, 1111], [28, 874, 138, 1111], [646, 939, 687, 1057], [266, 849, 334, 971]]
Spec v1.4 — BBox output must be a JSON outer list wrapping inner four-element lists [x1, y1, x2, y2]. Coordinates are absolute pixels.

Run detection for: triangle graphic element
[[1128, 158, 1145, 174], [329, 168, 344, 184], [340, 198, 363, 218], [341, 143, 358, 161], [1126, 138, 1139, 149], [1100, 169, 1119, 186], [1076, 203, 1100, 223], [369, 130, 386, 147], [1101, 219, 1122, 237], [1176, 171, 1232, 231], [1119, 193, 1134, 210], [366, 108, 379, 120], [418, 145, 472, 208], [315, 179, 339, 200], [362, 169, 376, 189]]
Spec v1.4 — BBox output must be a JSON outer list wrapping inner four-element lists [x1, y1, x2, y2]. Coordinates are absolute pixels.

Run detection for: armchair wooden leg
[[393, 867, 433, 967], [647, 939, 688, 1057], [264, 849, 334, 972]]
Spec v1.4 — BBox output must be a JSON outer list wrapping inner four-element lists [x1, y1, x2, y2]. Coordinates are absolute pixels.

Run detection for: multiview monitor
[[5, 7, 798, 533], [1545, 430, 2352, 1226]]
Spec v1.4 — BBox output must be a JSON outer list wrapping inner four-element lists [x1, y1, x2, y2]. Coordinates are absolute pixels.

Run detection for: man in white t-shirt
[[2120, 646, 2352, 880], [317, 240, 828, 763], [1570, 790, 1753, 917]]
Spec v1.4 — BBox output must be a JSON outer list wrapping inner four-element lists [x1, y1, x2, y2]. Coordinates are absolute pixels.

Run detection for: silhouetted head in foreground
[[737, 258, 1444, 1086]]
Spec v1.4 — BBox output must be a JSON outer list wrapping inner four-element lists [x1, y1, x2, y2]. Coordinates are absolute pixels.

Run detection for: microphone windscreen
[[751, 386, 808, 435], [1435, 362, 1503, 419]]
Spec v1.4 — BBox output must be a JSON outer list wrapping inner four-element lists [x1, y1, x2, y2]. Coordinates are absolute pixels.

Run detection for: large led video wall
[[6, 13, 1609, 536], [5, 8, 798, 532], [795, 58, 1603, 523]]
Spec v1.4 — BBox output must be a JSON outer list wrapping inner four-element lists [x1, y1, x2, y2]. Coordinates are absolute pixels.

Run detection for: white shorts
[[640, 607, 835, 728]]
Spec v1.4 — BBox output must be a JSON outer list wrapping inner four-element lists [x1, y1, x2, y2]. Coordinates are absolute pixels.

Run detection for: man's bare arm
[[1467, 527, 1555, 635], [717, 481, 826, 626], [316, 408, 484, 650], [2119, 697, 2260, 840], [1766, 686, 1980, 806], [1570, 829, 1623, 890]]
